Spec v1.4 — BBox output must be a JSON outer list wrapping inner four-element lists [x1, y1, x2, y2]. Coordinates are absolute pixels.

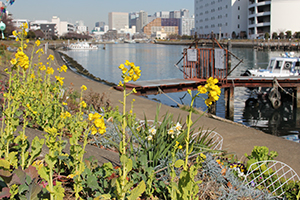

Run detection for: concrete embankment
[[25, 47, 300, 175]]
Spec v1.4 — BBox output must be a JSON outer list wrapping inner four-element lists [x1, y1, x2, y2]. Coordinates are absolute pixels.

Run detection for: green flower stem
[[21, 113, 28, 170], [121, 84, 127, 200], [184, 96, 195, 170]]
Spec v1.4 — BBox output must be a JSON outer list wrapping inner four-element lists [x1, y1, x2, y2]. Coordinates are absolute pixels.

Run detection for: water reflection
[[243, 92, 299, 137]]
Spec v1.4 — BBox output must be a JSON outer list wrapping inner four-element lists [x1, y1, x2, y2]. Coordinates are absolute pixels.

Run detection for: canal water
[[63, 43, 300, 141]]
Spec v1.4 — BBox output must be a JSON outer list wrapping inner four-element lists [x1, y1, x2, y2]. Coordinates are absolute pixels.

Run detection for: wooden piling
[[224, 87, 234, 120]]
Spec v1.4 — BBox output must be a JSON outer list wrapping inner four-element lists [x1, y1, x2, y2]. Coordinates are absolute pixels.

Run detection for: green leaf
[[175, 159, 184, 168], [127, 180, 146, 200], [0, 159, 10, 170], [53, 182, 65, 200], [86, 175, 98, 190]]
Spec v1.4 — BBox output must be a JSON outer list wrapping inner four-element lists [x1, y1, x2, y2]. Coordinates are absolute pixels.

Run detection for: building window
[[238, 15, 240, 19], [238, 6, 240, 10], [238, 24, 240, 28]]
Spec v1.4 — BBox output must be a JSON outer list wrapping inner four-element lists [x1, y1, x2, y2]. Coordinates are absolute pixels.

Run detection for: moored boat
[[68, 41, 98, 50], [242, 52, 300, 77]]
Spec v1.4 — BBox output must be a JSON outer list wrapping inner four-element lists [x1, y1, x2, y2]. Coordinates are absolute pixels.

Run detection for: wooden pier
[[115, 37, 300, 120]]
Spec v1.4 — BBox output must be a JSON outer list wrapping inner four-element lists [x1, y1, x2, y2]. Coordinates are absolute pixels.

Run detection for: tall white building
[[108, 12, 129, 31], [248, 0, 300, 39], [136, 10, 148, 33], [181, 16, 195, 36], [51, 16, 75, 36], [195, 0, 248, 39]]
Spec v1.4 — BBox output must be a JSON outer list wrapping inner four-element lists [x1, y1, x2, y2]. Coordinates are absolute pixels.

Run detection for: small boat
[[242, 52, 300, 77], [242, 52, 300, 109], [68, 41, 98, 50]]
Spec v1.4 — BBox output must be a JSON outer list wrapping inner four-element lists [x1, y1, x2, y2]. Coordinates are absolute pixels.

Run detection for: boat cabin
[[247, 53, 300, 77]]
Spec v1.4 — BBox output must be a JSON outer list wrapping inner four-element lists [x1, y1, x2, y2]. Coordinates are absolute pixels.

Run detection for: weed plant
[[0, 24, 298, 199]]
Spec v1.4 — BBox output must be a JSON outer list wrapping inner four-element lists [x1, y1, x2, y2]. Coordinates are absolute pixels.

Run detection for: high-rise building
[[136, 10, 148, 33], [143, 18, 180, 38], [181, 16, 194, 36], [160, 11, 170, 18], [194, 0, 247, 39], [95, 21, 105, 28], [180, 9, 190, 18], [129, 12, 138, 28], [170, 11, 181, 19], [108, 12, 129, 31], [248, 0, 300, 39]]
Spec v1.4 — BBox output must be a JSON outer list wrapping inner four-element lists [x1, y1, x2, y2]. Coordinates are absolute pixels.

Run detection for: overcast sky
[[8, 0, 194, 30]]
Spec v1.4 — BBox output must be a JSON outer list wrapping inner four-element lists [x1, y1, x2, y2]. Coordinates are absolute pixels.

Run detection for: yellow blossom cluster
[[12, 51, 29, 70], [55, 76, 65, 86], [197, 77, 221, 106], [118, 60, 141, 86], [88, 112, 106, 135], [175, 141, 183, 150], [60, 111, 71, 119], [26, 103, 37, 114]]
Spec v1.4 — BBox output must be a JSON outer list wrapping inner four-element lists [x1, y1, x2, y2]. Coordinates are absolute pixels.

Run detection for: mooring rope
[[157, 87, 181, 105], [273, 78, 294, 97]]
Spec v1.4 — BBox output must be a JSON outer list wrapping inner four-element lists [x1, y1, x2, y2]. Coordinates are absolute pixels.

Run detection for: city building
[[136, 10, 148, 33], [12, 19, 30, 29], [170, 11, 181, 18], [129, 12, 138, 28], [180, 16, 195, 36], [180, 9, 190, 18], [75, 20, 88, 34], [160, 11, 170, 18], [95, 21, 105, 28], [195, 0, 248, 39], [51, 16, 75, 37], [30, 20, 56, 39], [108, 12, 129, 31], [143, 18, 179, 38], [248, 0, 300, 39]]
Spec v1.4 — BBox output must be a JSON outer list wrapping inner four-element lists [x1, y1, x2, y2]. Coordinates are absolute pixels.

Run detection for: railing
[[182, 46, 229, 82]]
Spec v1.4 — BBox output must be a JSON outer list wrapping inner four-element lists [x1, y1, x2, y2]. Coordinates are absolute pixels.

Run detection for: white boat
[[242, 52, 300, 77], [68, 41, 98, 50]]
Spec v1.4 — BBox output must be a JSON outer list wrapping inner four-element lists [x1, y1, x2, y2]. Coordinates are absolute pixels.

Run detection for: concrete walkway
[[28, 48, 300, 175]]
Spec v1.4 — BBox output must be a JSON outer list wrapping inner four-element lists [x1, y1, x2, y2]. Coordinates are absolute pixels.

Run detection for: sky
[[7, 0, 194, 31]]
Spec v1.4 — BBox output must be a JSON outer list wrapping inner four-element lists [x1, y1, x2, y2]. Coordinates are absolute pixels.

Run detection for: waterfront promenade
[[27, 47, 300, 175]]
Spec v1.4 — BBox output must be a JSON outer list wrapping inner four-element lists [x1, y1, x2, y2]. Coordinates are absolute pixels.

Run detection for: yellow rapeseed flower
[[81, 85, 87, 91], [60, 65, 67, 72], [47, 54, 54, 61], [55, 76, 64, 86], [118, 81, 124, 87], [35, 40, 40, 47], [80, 101, 87, 108], [30, 73, 35, 79], [46, 67, 54, 75], [10, 58, 17, 65], [91, 126, 97, 135]]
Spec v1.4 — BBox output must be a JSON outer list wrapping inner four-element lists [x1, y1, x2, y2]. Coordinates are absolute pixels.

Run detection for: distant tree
[[264, 32, 270, 39], [272, 32, 278, 39], [240, 31, 247, 39], [279, 32, 285, 39], [34, 30, 45, 39], [294, 32, 300, 39], [285, 30, 292, 39], [168, 34, 178, 40], [27, 30, 36, 39], [1, 14, 16, 38], [232, 31, 236, 39]]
